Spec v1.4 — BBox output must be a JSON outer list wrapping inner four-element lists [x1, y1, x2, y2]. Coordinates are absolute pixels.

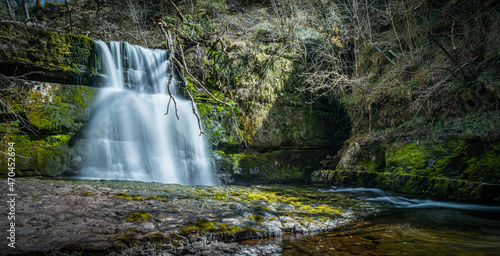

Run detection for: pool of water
[[280, 187, 500, 255]]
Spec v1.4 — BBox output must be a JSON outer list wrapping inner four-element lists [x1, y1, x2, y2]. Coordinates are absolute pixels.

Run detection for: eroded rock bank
[[312, 134, 500, 203], [1, 179, 382, 255]]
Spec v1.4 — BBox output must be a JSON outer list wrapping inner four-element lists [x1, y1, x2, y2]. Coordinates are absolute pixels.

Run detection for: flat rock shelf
[[1, 179, 382, 255]]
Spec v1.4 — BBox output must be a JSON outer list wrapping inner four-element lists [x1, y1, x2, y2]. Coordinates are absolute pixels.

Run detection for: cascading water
[[77, 41, 216, 185]]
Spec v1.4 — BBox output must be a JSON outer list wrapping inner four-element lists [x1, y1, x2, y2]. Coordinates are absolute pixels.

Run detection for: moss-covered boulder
[[215, 149, 335, 183], [312, 135, 500, 203], [0, 21, 96, 85], [0, 77, 98, 177]]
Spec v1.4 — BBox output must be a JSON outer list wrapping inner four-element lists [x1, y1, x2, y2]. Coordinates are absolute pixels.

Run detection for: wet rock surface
[[1, 179, 381, 255]]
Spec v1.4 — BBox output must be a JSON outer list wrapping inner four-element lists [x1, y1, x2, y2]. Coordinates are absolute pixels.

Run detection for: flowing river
[[243, 187, 500, 255]]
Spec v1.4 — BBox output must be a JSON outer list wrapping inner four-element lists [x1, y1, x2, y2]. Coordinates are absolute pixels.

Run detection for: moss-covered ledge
[[0, 78, 98, 177], [313, 134, 500, 203], [0, 21, 96, 85]]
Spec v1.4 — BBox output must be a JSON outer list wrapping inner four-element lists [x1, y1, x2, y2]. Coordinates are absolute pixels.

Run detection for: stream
[[277, 187, 500, 255]]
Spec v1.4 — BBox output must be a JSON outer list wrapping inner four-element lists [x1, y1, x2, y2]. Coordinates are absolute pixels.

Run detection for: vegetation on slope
[[1, 1, 499, 193]]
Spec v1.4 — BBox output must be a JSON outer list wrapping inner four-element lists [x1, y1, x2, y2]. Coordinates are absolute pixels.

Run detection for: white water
[[77, 41, 216, 185]]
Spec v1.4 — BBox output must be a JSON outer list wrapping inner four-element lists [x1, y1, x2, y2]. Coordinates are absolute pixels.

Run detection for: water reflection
[[281, 187, 500, 256]]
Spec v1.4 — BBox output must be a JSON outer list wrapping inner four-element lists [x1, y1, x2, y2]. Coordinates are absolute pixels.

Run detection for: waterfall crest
[[77, 41, 216, 185]]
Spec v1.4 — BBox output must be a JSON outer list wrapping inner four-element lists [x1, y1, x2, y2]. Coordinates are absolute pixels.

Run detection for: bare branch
[[167, 0, 187, 23], [160, 22, 179, 120], [177, 43, 205, 136]]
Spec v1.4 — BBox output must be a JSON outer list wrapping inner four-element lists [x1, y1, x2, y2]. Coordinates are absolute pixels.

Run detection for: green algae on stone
[[196, 219, 218, 232], [248, 215, 265, 222], [114, 192, 144, 201], [125, 212, 153, 223]]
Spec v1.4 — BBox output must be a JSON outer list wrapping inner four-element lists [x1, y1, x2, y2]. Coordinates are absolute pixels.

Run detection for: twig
[[371, 44, 395, 65], [156, 9, 248, 146], [424, 0, 468, 87]]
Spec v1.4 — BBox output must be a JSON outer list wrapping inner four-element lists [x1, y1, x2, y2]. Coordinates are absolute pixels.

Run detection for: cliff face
[[187, 41, 352, 183], [0, 21, 96, 85], [312, 135, 500, 203], [0, 21, 98, 177]]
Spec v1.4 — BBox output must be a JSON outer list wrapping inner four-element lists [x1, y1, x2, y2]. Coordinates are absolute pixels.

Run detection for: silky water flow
[[77, 41, 216, 185]]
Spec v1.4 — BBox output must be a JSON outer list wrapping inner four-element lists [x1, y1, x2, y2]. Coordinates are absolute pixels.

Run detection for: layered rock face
[[312, 135, 500, 203], [0, 21, 98, 177]]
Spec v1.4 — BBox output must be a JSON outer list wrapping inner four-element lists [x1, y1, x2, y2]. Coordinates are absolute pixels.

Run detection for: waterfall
[[77, 41, 216, 185]]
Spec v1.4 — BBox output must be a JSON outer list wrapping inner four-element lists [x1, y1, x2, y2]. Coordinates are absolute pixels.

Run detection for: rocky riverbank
[[1, 179, 382, 255]]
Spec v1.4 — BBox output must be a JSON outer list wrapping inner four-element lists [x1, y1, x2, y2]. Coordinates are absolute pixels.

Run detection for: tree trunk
[[65, 0, 72, 32], [22, 0, 30, 20], [5, 0, 14, 19]]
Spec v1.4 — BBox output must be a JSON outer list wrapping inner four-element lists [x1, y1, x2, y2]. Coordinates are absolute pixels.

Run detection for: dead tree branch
[[424, 0, 468, 88], [156, 9, 248, 146], [162, 24, 179, 120], [178, 43, 205, 136], [167, 0, 186, 23]]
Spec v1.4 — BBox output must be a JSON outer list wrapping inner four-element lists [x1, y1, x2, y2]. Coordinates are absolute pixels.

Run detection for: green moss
[[249, 215, 265, 222], [213, 192, 228, 200], [146, 232, 166, 241], [125, 212, 152, 223], [0, 22, 95, 85], [0, 79, 98, 178], [386, 142, 432, 175], [114, 192, 144, 201], [463, 143, 500, 183], [79, 190, 94, 197], [309, 205, 343, 215], [317, 169, 500, 203], [111, 234, 135, 246], [180, 224, 202, 235], [217, 224, 243, 235], [195, 219, 217, 232]]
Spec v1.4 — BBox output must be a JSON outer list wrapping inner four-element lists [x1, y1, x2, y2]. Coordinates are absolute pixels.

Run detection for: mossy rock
[[0, 78, 98, 177], [0, 21, 96, 85], [215, 149, 336, 183], [312, 168, 500, 203], [125, 212, 153, 223]]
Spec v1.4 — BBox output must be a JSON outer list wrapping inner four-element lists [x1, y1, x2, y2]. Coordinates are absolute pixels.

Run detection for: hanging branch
[[171, 56, 247, 146], [159, 22, 179, 119], [156, 7, 248, 147], [177, 43, 205, 136]]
